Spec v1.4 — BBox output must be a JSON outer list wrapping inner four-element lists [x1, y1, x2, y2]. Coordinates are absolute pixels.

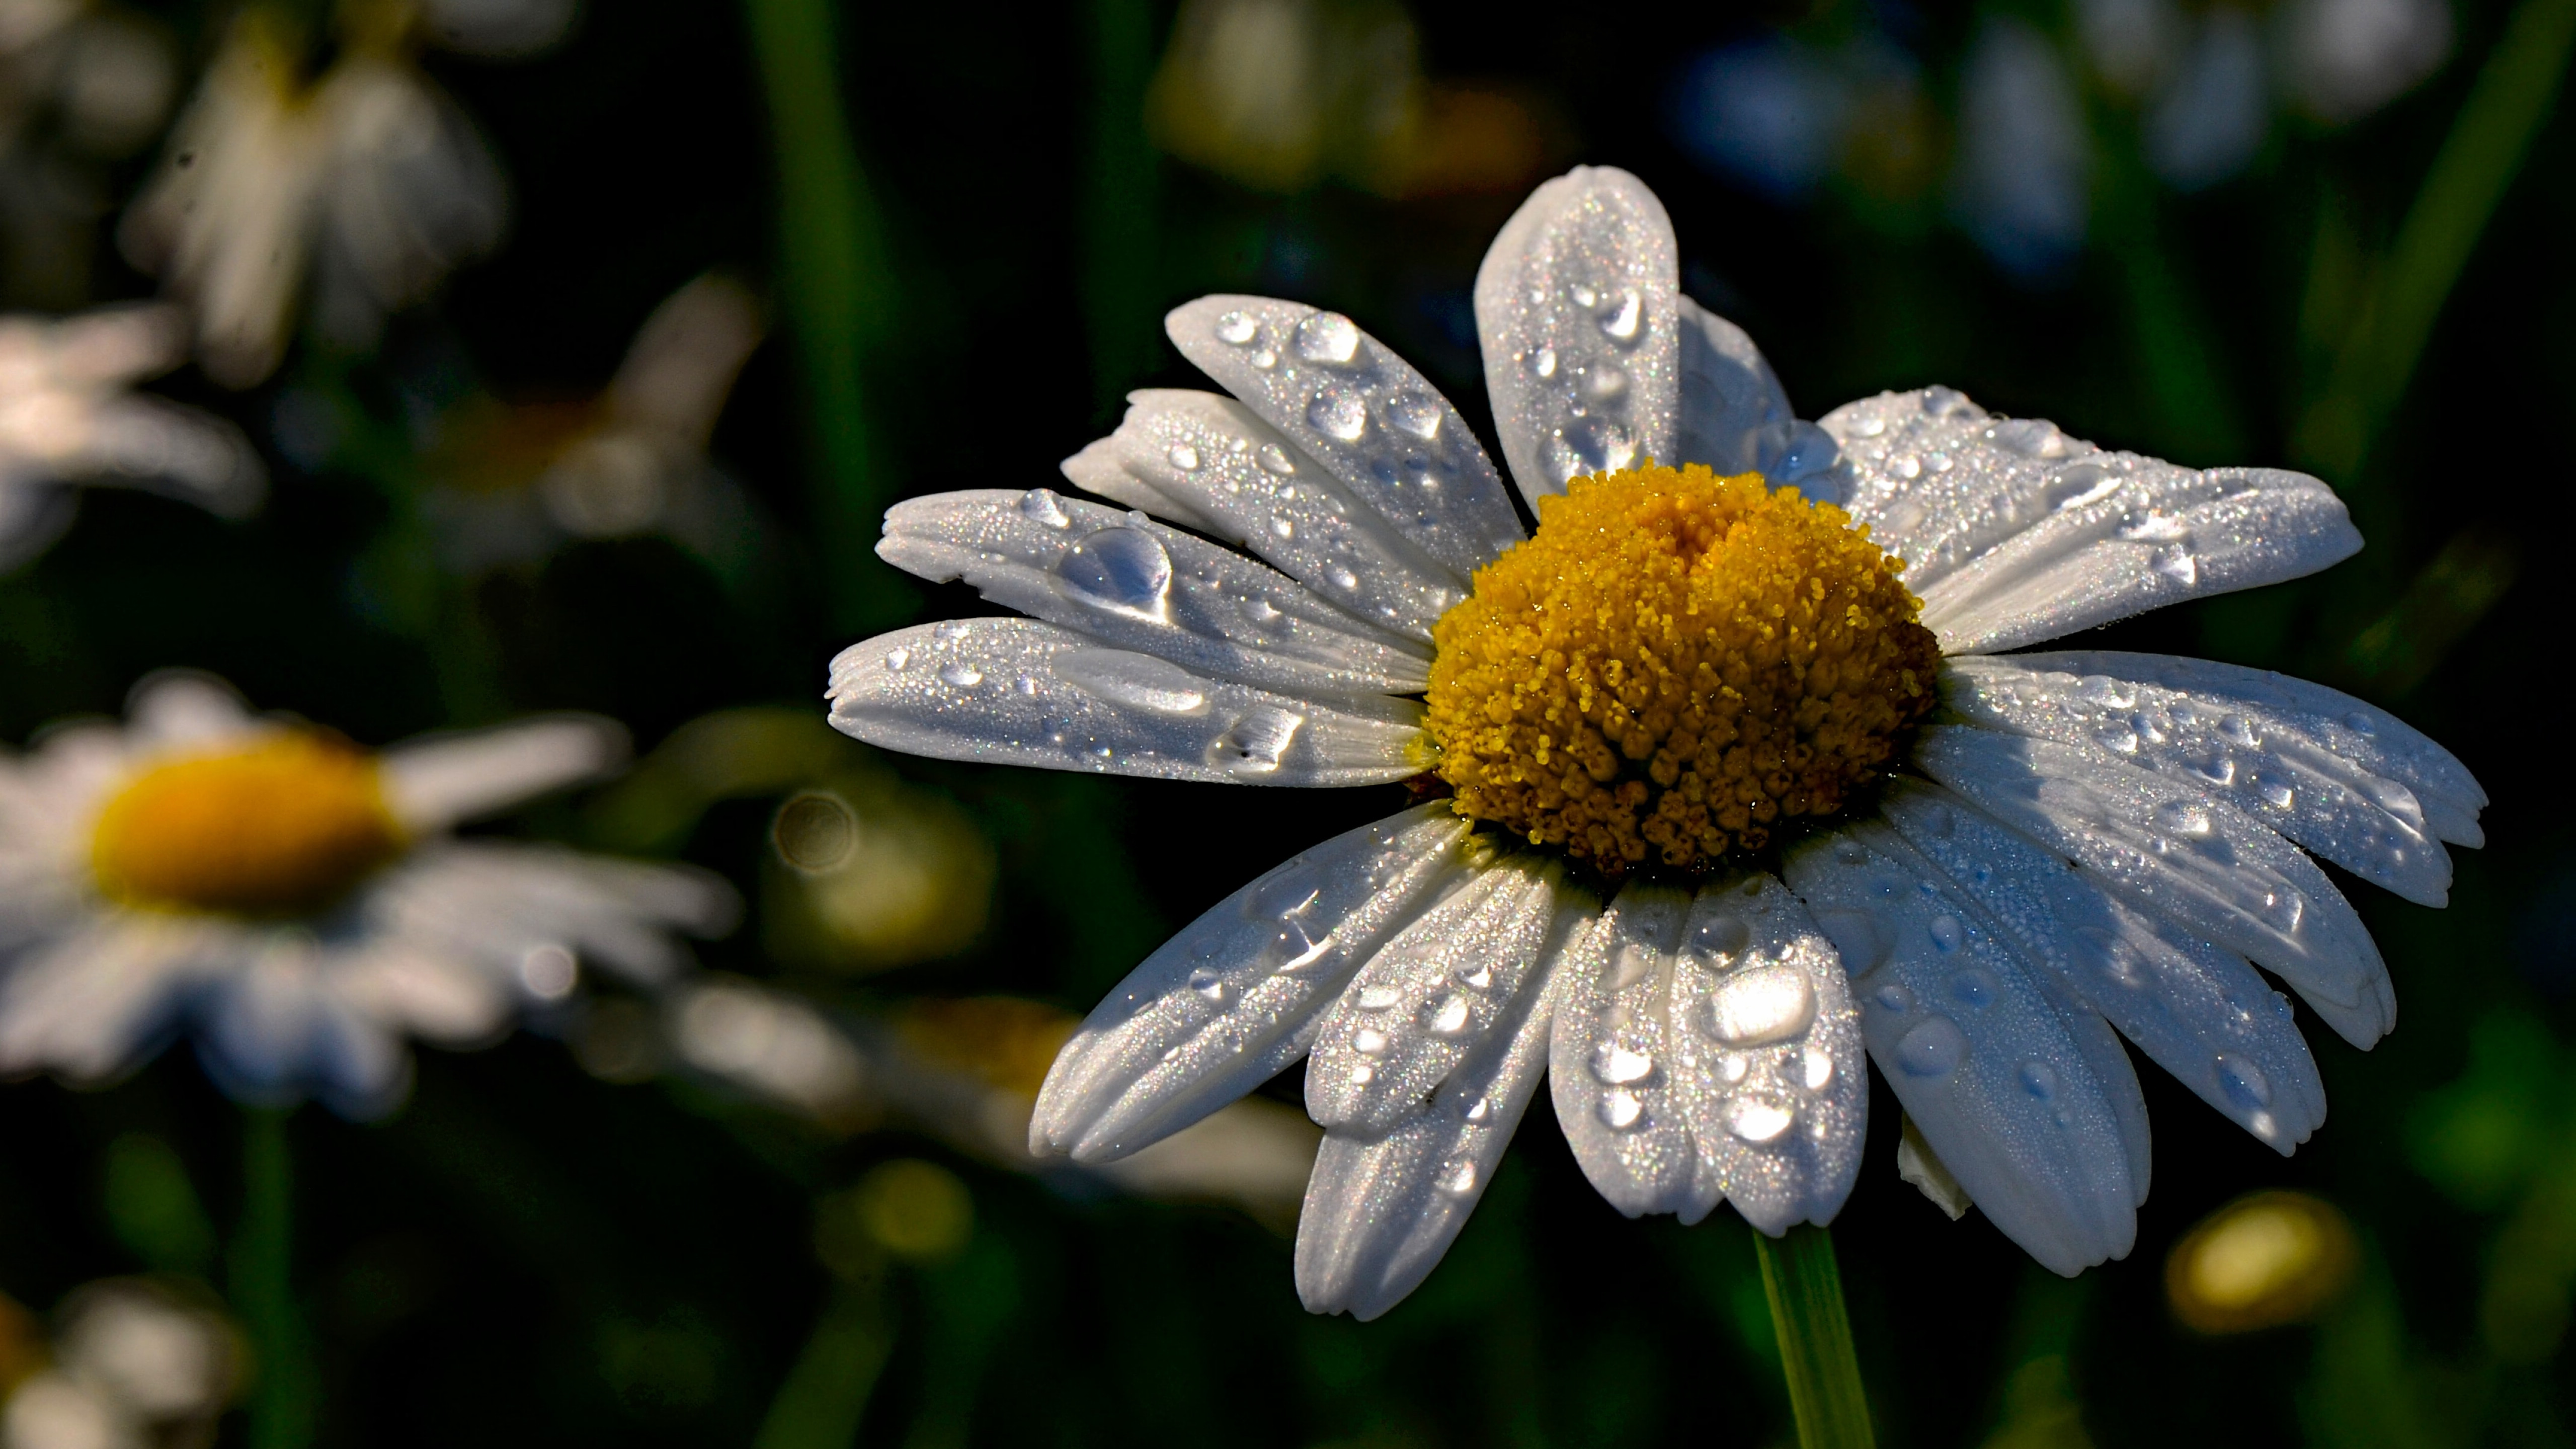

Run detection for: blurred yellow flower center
[[90, 735, 408, 916], [1424, 463, 1938, 876]]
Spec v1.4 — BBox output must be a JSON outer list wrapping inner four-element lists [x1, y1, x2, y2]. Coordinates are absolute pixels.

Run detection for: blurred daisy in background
[[0, 670, 733, 1117], [0, 1277, 240, 1449], [0, 0, 177, 308], [1670, 0, 2454, 279], [828, 165, 2479, 1316], [0, 303, 264, 570], [420, 273, 768, 579], [119, 0, 576, 387], [1148, 0, 1563, 200]]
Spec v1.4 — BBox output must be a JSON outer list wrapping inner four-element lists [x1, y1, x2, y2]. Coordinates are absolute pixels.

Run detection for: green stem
[[2296, 0, 2576, 484], [740, 0, 907, 633], [754, 1276, 895, 1449], [1754, 1225, 1875, 1449], [232, 1107, 317, 1449]]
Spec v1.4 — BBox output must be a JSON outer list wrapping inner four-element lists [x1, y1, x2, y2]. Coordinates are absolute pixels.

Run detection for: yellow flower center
[[90, 735, 409, 915], [1424, 463, 1939, 877]]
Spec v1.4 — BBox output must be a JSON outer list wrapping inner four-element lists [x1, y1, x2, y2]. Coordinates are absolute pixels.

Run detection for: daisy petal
[[379, 716, 624, 833], [1785, 826, 2140, 1275], [1992, 650, 2485, 849], [1061, 389, 1466, 640], [82, 396, 267, 518], [0, 915, 214, 1082], [1306, 857, 1568, 1134], [1549, 884, 1699, 1218], [1296, 890, 1587, 1321], [1817, 388, 2359, 654], [1914, 726, 2393, 1048], [1031, 806, 1478, 1161], [1669, 874, 1869, 1234], [125, 670, 258, 749], [829, 619, 1424, 787], [1944, 656, 2453, 904], [877, 488, 1431, 700], [1474, 165, 1681, 508], [1164, 296, 1526, 577], [1674, 298, 1834, 493], [1878, 779, 2327, 1153]]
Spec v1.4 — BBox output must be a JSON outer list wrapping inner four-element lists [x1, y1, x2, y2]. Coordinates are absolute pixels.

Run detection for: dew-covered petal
[[1474, 166, 1681, 508], [1295, 888, 1589, 1321], [1668, 873, 1869, 1234], [876, 488, 1431, 700], [1912, 725, 2393, 1048], [1673, 298, 1847, 500], [1059, 389, 1466, 641], [828, 619, 1424, 787], [1784, 826, 2139, 1275], [1031, 806, 1478, 1162], [1165, 296, 1526, 577], [1988, 650, 2485, 849], [1877, 779, 2327, 1153], [380, 716, 624, 833], [1548, 883, 1698, 1218], [1943, 656, 2451, 904], [1306, 857, 1569, 1134], [1817, 388, 2359, 654]]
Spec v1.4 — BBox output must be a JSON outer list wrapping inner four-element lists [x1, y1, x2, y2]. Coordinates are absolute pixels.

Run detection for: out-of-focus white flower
[[1951, 17, 2090, 280], [0, 1278, 239, 1449], [654, 983, 1321, 1228], [422, 274, 766, 573], [0, 671, 736, 1116], [119, 0, 571, 387], [2280, 0, 2451, 122], [0, 304, 263, 570], [0, 1, 177, 306], [2145, 8, 2270, 191]]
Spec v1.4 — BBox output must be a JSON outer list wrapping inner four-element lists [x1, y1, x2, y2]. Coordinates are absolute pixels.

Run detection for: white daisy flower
[[116, 0, 562, 387], [0, 671, 735, 1117], [0, 303, 264, 569], [0, 1277, 240, 1449], [825, 166, 2482, 1318]]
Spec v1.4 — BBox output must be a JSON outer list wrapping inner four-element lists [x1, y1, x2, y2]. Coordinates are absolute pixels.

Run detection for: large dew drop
[[1705, 965, 1816, 1046], [1052, 527, 1174, 622], [1724, 1094, 1796, 1145], [1894, 1015, 1968, 1078], [1210, 707, 1304, 776], [1307, 385, 1368, 442], [1292, 311, 1361, 365]]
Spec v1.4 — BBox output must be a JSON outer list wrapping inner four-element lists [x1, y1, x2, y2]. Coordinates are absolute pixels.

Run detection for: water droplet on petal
[[1256, 444, 1296, 475], [1457, 963, 1493, 990], [1435, 1155, 1479, 1195], [1350, 1026, 1389, 1055], [1018, 489, 1073, 528], [1871, 981, 1915, 1014], [2154, 800, 2214, 836], [1927, 914, 1965, 952], [1598, 1090, 1646, 1132], [1895, 1015, 1967, 1078], [1052, 527, 1175, 622], [1707, 965, 1816, 1046], [1210, 707, 1304, 776], [1725, 1094, 1796, 1144], [1528, 346, 1557, 379], [1166, 443, 1201, 471], [1355, 985, 1401, 1011], [1214, 310, 1259, 345], [1383, 391, 1440, 440], [884, 647, 911, 671], [1052, 648, 1207, 714], [1800, 1047, 1835, 1090], [938, 662, 982, 687], [1589, 1044, 1656, 1085], [1597, 287, 1643, 343], [2217, 1053, 2272, 1109], [1293, 311, 1361, 365], [1691, 912, 1750, 959], [1307, 385, 1368, 441], [2019, 1060, 2059, 1100], [1252, 349, 1278, 369], [1188, 967, 1229, 1003]]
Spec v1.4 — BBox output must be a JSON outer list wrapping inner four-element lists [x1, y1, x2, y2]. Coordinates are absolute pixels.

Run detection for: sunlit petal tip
[[380, 714, 627, 834], [1474, 165, 1681, 509]]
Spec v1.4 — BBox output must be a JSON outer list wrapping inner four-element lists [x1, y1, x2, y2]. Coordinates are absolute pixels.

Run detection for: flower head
[[0, 671, 734, 1116], [826, 166, 2481, 1317]]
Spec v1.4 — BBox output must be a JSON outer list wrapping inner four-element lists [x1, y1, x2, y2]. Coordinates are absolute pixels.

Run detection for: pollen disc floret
[[1424, 462, 1939, 875], [90, 734, 409, 915]]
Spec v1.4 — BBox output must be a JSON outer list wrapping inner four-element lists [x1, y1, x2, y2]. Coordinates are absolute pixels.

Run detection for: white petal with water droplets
[[1816, 388, 2359, 654], [1784, 826, 2139, 1275], [1060, 389, 1466, 641], [1988, 650, 2485, 848], [1296, 888, 1589, 1321], [1474, 166, 1680, 508], [1549, 883, 1699, 1218], [878, 489, 1432, 700], [1306, 857, 1568, 1134], [1944, 656, 2452, 904], [1672, 299, 1849, 501], [1669, 873, 1869, 1234], [828, 619, 1423, 787], [1032, 806, 1478, 1161], [1912, 725, 2393, 1048], [1877, 779, 2327, 1153], [1165, 296, 1526, 577]]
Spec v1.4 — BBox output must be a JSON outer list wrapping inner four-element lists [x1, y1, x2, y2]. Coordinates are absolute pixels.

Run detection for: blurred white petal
[[379, 715, 626, 832]]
